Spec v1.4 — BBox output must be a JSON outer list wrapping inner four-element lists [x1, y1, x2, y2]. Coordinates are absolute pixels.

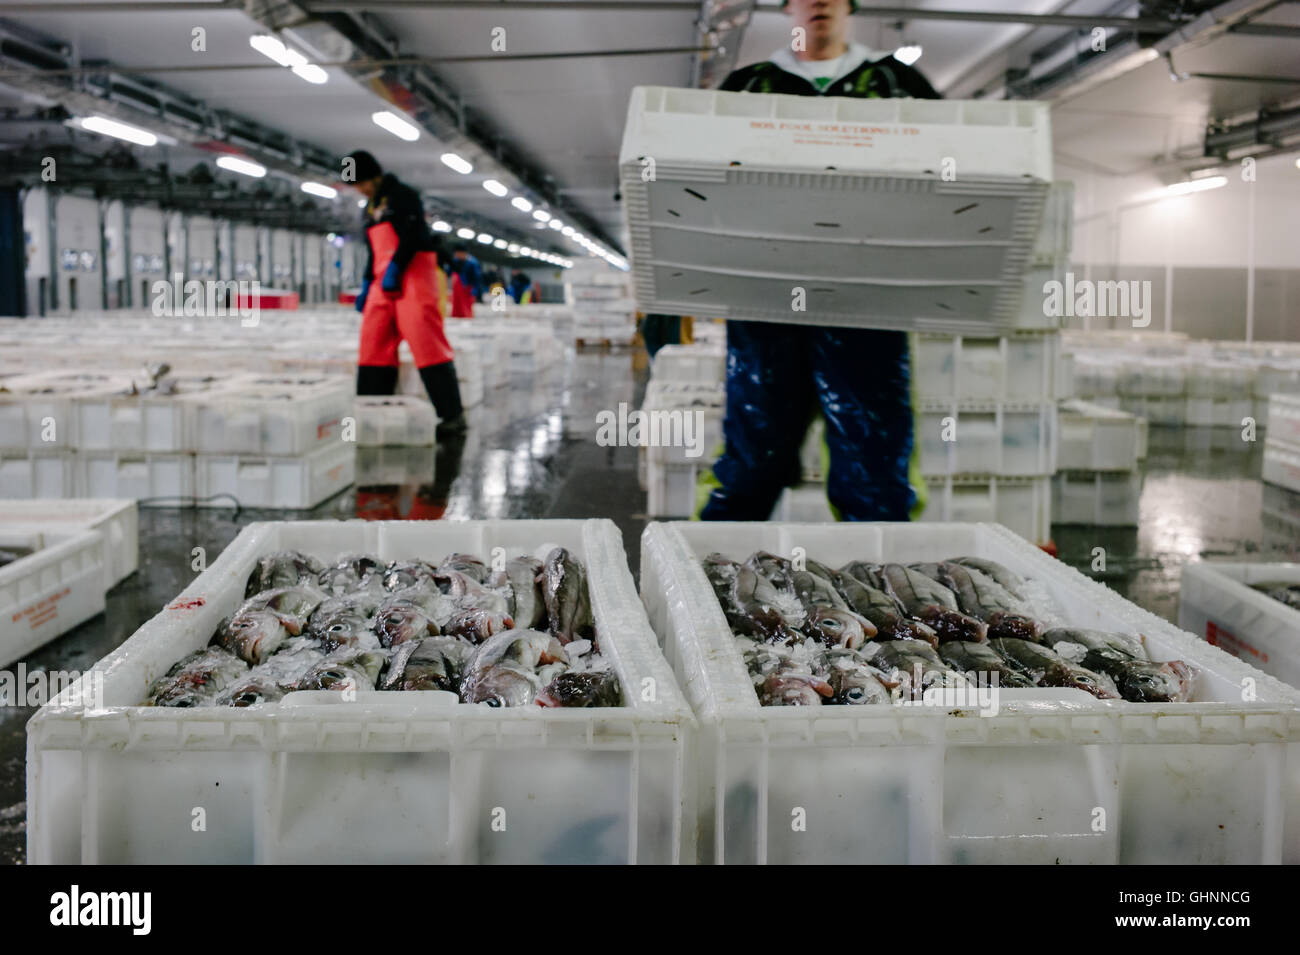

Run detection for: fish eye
[[485, 698, 502, 707], [330, 623, 346, 632], [847, 688, 865, 701], [823, 619, 842, 630]]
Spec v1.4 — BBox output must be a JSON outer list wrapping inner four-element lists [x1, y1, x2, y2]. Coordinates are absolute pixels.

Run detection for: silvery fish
[[146, 647, 248, 707], [214, 610, 290, 664], [989, 638, 1120, 700], [373, 596, 440, 648], [381, 636, 470, 692], [937, 640, 1035, 688], [503, 556, 546, 629], [537, 669, 622, 708], [703, 553, 758, 635], [791, 568, 849, 613], [215, 672, 286, 707], [543, 547, 595, 645], [437, 553, 489, 584], [757, 662, 833, 707], [951, 557, 1027, 599], [936, 561, 1040, 642], [840, 561, 885, 591], [743, 551, 806, 623], [383, 559, 439, 592], [308, 605, 380, 652], [442, 607, 515, 644], [317, 554, 383, 595], [867, 640, 968, 700], [461, 628, 568, 707], [245, 551, 325, 597], [800, 606, 876, 649], [733, 564, 803, 644], [295, 648, 386, 693], [822, 655, 893, 705], [834, 570, 939, 646], [1078, 650, 1194, 703], [1044, 627, 1147, 662]]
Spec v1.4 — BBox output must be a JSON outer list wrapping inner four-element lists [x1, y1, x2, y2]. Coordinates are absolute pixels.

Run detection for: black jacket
[[720, 53, 940, 100], [362, 173, 439, 280]]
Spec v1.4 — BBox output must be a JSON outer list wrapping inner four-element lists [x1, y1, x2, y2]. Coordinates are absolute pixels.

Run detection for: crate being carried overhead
[[619, 87, 1055, 334]]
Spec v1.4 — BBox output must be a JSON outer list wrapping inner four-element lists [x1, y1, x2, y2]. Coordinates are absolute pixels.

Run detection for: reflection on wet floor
[[2, 345, 1298, 864]]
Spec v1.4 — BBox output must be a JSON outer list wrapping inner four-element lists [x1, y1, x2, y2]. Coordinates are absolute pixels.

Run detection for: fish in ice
[[460, 628, 568, 707], [245, 550, 325, 597], [800, 606, 876, 649], [937, 640, 1035, 688], [819, 651, 893, 705], [537, 669, 622, 707], [866, 639, 968, 700], [1043, 627, 1147, 662], [442, 606, 515, 644], [756, 662, 833, 707], [295, 648, 387, 693], [950, 557, 1027, 600], [382, 559, 439, 592], [543, 547, 595, 645], [437, 553, 489, 584], [373, 595, 440, 648], [989, 638, 1120, 700], [215, 672, 286, 707], [791, 568, 849, 613], [145, 647, 248, 707], [1078, 650, 1193, 703], [381, 636, 470, 692], [317, 554, 384, 595], [834, 569, 939, 646], [502, 555, 546, 629], [732, 564, 803, 644], [935, 561, 1040, 642]]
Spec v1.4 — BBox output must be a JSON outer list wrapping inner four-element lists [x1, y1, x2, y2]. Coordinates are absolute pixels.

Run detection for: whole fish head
[[220, 610, 288, 664], [536, 670, 622, 708], [829, 664, 891, 705], [464, 662, 542, 707], [443, 607, 515, 644], [1118, 660, 1194, 703], [759, 668, 832, 706], [802, 607, 875, 649], [374, 599, 437, 648]]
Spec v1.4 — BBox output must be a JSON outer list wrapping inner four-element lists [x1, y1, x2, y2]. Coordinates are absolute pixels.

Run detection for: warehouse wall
[[1066, 152, 1300, 342]]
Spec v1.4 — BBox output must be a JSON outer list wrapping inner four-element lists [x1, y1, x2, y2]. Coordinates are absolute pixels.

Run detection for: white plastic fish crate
[[915, 331, 1064, 403], [0, 371, 135, 450], [0, 450, 78, 499], [620, 87, 1053, 335], [77, 451, 196, 504], [185, 376, 353, 455], [921, 474, 1051, 544], [1180, 562, 1300, 690], [1267, 394, 1300, 450], [71, 374, 236, 454], [0, 499, 137, 589], [1119, 394, 1186, 427], [639, 520, 1300, 865], [27, 518, 694, 864], [918, 400, 1057, 477], [356, 445, 435, 488], [0, 526, 106, 670], [1057, 400, 1147, 471], [651, 345, 726, 385], [1263, 441, 1300, 495], [195, 441, 354, 510], [647, 460, 710, 518], [354, 395, 436, 447], [1052, 470, 1141, 527]]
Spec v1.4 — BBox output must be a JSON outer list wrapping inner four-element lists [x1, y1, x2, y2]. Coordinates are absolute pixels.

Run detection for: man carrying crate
[[699, 0, 937, 522]]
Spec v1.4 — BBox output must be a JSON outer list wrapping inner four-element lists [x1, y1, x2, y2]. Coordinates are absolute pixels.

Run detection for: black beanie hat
[[345, 150, 383, 183]]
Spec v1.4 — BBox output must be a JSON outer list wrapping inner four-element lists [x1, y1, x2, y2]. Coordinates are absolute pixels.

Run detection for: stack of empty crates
[[565, 261, 638, 346], [0, 368, 355, 509], [1264, 394, 1300, 529], [1053, 399, 1148, 526], [639, 344, 726, 516]]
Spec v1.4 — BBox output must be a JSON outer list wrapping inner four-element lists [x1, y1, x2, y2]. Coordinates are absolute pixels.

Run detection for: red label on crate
[[168, 597, 206, 611], [317, 417, 341, 440], [1206, 621, 1268, 664], [12, 586, 69, 629]]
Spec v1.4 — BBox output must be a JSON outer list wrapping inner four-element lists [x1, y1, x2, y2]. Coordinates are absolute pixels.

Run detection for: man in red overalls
[[346, 150, 467, 436]]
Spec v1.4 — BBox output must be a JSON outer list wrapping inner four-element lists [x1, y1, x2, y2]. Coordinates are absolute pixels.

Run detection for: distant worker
[[508, 268, 535, 304], [448, 244, 483, 318], [699, 0, 939, 521], [346, 149, 467, 437]]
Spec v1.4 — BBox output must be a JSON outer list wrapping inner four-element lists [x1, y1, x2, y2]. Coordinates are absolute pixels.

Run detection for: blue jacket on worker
[[699, 37, 939, 523]]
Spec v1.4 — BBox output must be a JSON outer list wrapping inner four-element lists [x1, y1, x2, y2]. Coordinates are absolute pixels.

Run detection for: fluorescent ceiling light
[[477, 233, 493, 244], [372, 110, 419, 142], [548, 219, 563, 230], [561, 226, 575, 237], [432, 220, 452, 232], [79, 115, 158, 147], [216, 155, 267, 178], [893, 45, 922, 66], [292, 64, 328, 85], [301, 181, 337, 199], [511, 197, 533, 212], [441, 152, 473, 174], [456, 227, 475, 239], [493, 238, 508, 249], [482, 179, 508, 197], [532, 209, 551, 223], [1165, 175, 1227, 196], [507, 243, 520, 253]]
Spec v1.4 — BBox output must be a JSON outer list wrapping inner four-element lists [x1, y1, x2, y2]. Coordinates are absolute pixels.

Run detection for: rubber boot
[[357, 364, 399, 396], [418, 361, 468, 436]]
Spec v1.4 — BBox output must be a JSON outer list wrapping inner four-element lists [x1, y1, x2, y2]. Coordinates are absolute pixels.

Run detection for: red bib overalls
[[449, 272, 476, 319], [359, 221, 454, 367]]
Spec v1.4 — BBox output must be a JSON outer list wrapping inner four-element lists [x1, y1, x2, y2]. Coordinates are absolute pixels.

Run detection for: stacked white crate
[[1264, 394, 1300, 496], [780, 184, 1074, 542], [566, 261, 637, 346], [1053, 399, 1148, 526], [640, 345, 727, 516]]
